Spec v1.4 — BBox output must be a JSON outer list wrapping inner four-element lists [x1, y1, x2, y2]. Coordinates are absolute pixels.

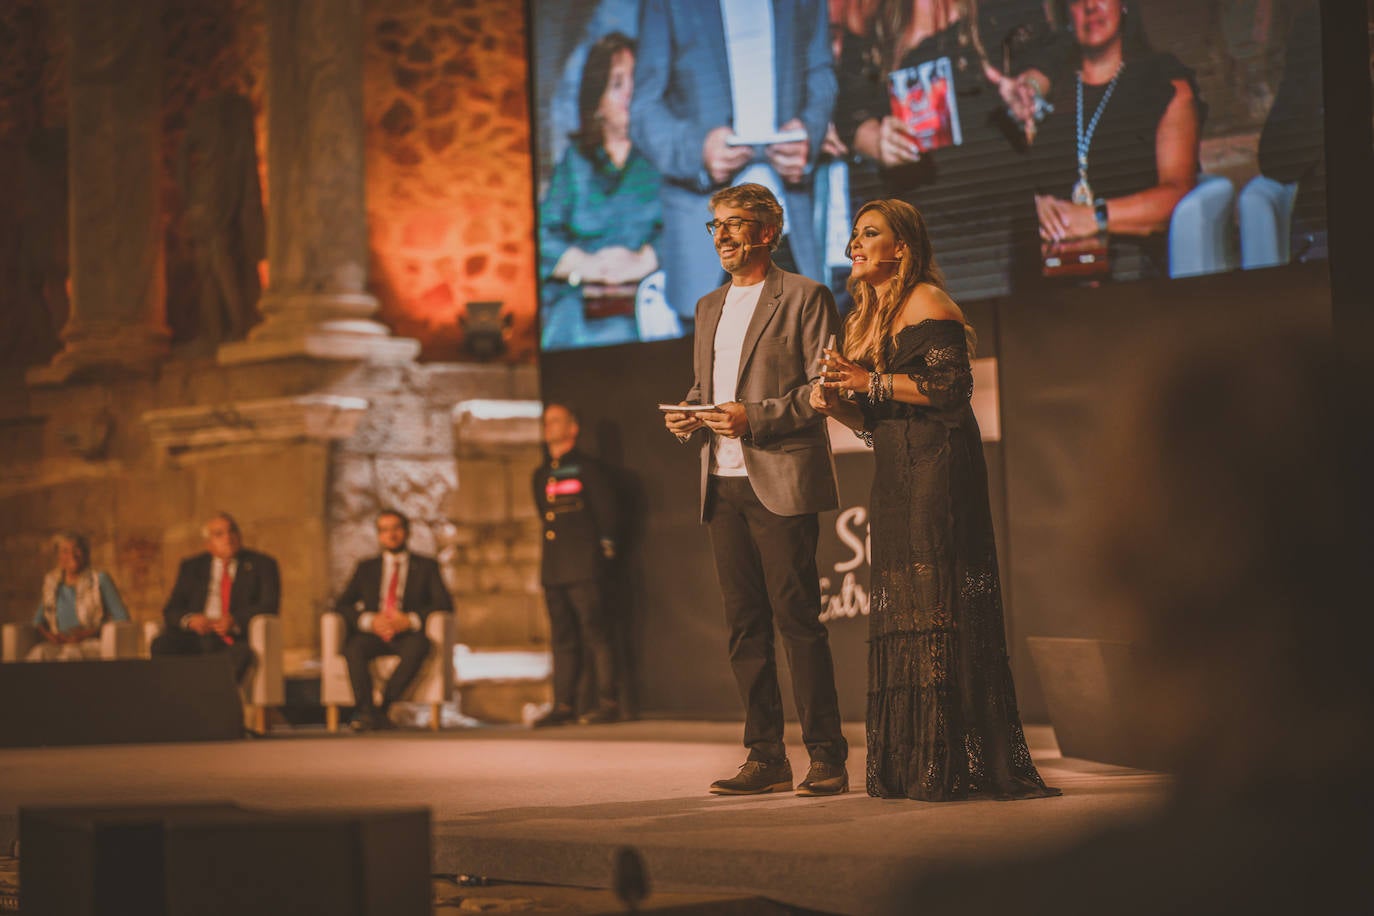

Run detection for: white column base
[[217, 326, 420, 366], [218, 291, 419, 365]]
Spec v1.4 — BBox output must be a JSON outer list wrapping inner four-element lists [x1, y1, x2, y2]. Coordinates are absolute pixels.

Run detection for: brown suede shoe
[[795, 760, 849, 796], [709, 759, 793, 795], [532, 705, 577, 728], [577, 706, 620, 725]]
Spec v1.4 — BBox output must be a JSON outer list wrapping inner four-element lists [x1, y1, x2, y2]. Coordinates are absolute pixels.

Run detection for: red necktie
[[383, 564, 400, 621], [219, 564, 235, 644]]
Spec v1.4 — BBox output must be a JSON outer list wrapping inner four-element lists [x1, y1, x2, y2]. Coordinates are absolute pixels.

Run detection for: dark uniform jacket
[[532, 448, 618, 586]]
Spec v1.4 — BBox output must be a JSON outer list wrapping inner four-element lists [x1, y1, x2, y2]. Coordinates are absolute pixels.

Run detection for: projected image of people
[[539, 32, 664, 352], [532, 0, 1328, 345], [1024, 0, 1204, 283], [813, 199, 1059, 802], [833, 0, 1060, 302], [632, 0, 836, 328]]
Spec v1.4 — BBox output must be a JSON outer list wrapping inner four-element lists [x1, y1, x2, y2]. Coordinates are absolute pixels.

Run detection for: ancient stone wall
[[326, 362, 547, 651], [0, 360, 545, 657], [0, 0, 537, 365], [364, 0, 538, 363], [0, 0, 547, 670]]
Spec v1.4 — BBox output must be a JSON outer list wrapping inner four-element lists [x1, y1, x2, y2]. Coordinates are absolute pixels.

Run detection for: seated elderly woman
[[28, 532, 129, 661]]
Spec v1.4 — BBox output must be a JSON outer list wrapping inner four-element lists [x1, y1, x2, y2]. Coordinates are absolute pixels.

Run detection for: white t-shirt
[[711, 280, 766, 476]]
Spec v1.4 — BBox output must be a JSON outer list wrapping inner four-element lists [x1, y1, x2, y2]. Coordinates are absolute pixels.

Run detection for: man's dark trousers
[[151, 629, 255, 682], [706, 475, 847, 766], [544, 579, 617, 710], [344, 631, 430, 710]]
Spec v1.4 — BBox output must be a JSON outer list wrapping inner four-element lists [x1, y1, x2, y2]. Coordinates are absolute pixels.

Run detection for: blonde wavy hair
[[871, 0, 991, 75], [843, 199, 977, 370]]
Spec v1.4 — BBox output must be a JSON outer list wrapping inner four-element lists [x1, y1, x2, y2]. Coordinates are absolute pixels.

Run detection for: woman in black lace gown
[[811, 198, 1058, 801]]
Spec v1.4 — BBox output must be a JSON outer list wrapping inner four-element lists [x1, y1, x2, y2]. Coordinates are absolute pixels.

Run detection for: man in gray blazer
[[664, 183, 847, 796], [631, 0, 835, 323]]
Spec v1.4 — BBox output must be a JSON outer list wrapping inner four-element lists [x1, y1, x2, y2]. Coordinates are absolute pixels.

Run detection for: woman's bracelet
[[867, 372, 893, 405]]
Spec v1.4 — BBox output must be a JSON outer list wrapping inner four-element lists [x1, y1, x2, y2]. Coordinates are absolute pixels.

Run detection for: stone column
[[219, 0, 416, 365], [29, 0, 169, 385]]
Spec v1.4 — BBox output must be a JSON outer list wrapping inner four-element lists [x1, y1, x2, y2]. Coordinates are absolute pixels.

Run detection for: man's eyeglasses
[[705, 217, 759, 235]]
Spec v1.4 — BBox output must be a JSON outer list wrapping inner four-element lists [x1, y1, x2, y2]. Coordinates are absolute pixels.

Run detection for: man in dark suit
[[663, 182, 847, 796], [335, 508, 453, 731], [152, 511, 280, 682], [531, 402, 621, 727]]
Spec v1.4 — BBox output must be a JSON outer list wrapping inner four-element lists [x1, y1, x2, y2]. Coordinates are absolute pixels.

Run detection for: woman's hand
[[551, 246, 591, 282], [991, 66, 1050, 143], [64, 626, 98, 644], [819, 348, 869, 394], [1037, 195, 1099, 242], [854, 116, 921, 168], [587, 246, 651, 285], [876, 116, 921, 167]]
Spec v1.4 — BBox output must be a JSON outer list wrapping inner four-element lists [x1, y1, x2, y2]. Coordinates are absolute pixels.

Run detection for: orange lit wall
[[363, 0, 538, 364], [0, 0, 537, 366]]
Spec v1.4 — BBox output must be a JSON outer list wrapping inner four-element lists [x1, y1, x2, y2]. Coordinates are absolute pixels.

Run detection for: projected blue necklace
[[1073, 63, 1124, 206]]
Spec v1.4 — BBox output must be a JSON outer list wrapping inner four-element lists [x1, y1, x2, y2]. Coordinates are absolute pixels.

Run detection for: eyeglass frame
[[705, 216, 760, 236]]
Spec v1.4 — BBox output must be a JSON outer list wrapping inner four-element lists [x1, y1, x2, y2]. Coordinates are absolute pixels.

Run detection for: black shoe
[[795, 760, 849, 796], [532, 706, 577, 728], [350, 708, 395, 732], [709, 759, 793, 795], [578, 706, 619, 725]]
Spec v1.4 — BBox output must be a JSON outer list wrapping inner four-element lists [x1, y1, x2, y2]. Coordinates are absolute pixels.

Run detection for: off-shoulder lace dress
[[859, 319, 1059, 801]]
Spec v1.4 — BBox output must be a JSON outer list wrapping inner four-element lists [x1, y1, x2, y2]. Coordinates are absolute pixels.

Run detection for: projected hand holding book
[[888, 57, 963, 153]]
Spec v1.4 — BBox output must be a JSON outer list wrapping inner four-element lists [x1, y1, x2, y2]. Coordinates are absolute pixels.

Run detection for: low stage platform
[[0, 721, 1168, 914]]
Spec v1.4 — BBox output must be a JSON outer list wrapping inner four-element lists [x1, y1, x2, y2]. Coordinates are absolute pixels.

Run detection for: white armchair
[[142, 616, 285, 733], [320, 611, 456, 732], [1168, 174, 1238, 279], [1238, 175, 1299, 270], [2, 620, 140, 662]]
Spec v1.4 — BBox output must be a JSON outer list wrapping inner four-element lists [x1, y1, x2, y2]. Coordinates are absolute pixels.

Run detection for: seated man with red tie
[[151, 511, 280, 682], [336, 508, 454, 731]]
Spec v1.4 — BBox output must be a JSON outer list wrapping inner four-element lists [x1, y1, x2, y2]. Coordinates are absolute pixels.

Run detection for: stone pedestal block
[[140, 395, 371, 651], [142, 395, 368, 461]]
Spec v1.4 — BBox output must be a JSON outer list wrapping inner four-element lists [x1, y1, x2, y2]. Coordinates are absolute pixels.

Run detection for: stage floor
[[0, 721, 1169, 914]]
